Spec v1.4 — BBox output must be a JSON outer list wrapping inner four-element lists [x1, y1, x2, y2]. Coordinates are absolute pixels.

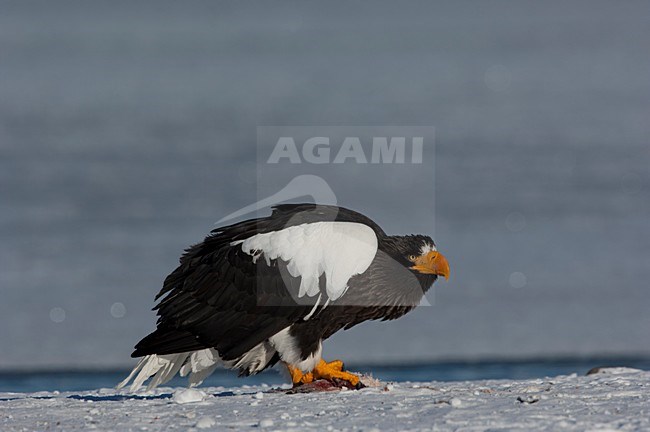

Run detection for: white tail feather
[[117, 353, 188, 392], [227, 342, 275, 374], [116, 356, 148, 391], [145, 353, 188, 390], [179, 349, 222, 387], [117, 335, 288, 391], [116, 349, 224, 392]]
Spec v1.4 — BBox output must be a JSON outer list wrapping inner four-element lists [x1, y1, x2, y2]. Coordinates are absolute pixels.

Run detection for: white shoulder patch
[[233, 221, 378, 301]]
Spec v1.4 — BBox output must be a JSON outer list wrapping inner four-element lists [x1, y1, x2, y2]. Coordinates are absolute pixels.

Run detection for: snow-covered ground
[[1, 368, 647, 431]]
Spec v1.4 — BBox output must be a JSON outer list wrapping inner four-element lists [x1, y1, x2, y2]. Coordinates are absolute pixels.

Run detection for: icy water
[[2, 358, 649, 393], [1, 0, 649, 370]]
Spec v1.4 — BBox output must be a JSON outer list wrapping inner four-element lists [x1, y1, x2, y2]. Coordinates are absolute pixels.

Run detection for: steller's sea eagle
[[118, 204, 450, 391]]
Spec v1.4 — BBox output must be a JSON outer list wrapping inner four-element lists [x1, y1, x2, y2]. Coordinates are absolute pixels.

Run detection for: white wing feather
[[233, 221, 378, 301]]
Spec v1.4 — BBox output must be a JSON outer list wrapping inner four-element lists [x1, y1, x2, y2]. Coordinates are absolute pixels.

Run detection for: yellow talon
[[326, 359, 344, 371], [285, 359, 360, 388], [312, 359, 360, 387], [286, 364, 314, 386]]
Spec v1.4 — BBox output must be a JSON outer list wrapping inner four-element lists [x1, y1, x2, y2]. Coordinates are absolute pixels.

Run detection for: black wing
[[132, 204, 384, 361]]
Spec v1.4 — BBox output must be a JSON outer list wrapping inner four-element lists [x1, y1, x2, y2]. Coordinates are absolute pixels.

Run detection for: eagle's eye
[[408, 254, 417, 261]]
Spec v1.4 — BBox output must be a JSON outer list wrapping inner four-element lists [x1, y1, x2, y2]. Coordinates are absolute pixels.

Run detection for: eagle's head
[[383, 235, 450, 280]]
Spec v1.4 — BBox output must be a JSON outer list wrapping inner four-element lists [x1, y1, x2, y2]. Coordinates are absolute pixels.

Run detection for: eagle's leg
[[311, 359, 362, 388], [286, 364, 314, 386], [285, 359, 350, 387], [324, 359, 344, 371]]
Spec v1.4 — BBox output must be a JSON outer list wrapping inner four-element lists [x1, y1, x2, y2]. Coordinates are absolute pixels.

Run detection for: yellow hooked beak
[[411, 251, 450, 280]]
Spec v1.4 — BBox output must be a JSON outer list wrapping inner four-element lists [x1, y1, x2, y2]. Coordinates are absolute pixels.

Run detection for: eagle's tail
[[116, 349, 221, 392]]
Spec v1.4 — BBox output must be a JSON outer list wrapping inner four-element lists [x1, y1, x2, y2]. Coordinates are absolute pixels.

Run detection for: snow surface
[[1, 368, 648, 431]]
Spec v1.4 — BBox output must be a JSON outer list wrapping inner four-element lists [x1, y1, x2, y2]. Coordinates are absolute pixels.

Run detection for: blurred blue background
[[1, 0, 648, 376]]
